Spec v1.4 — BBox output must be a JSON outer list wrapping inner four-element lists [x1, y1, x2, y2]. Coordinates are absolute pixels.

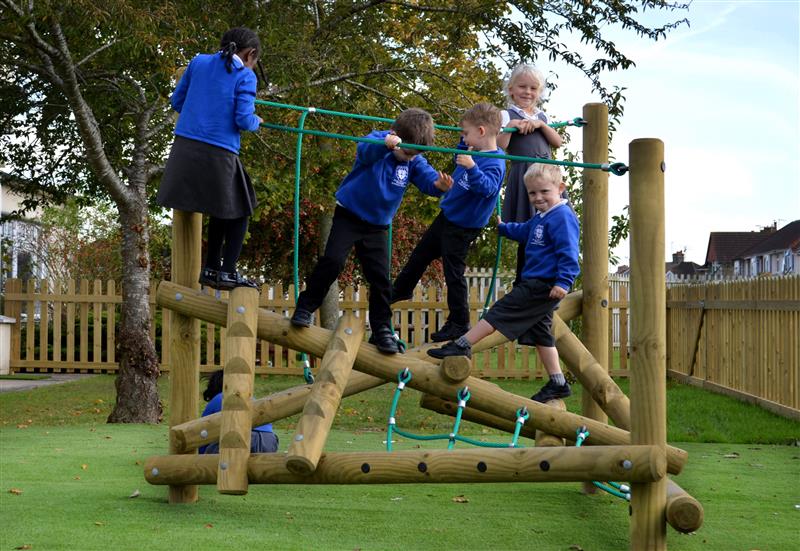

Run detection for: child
[[391, 103, 506, 342], [157, 27, 262, 290], [428, 163, 579, 403], [290, 108, 452, 354], [199, 370, 279, 454], [496, 64, 563, 285]]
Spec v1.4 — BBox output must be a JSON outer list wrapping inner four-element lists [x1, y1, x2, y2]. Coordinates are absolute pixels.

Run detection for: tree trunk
[[107, 202, 161, 423], [317, 208, 339, 330]]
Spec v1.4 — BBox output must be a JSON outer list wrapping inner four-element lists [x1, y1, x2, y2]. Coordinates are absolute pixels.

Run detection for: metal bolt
[[294, 434, 304, 441], [236, 305, 245, 314], [601, 299, 608, 308], [200, 430, 208, 439], [220, 462, 228, 470], [344, 327, 353, 335], [660, 161, 666, 173], [151, 468, 159, 476], [622, 459, 633, 470], [175, 293, 183, 301]]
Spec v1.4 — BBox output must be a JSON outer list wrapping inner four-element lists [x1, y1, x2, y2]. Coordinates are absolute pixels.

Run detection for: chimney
[[672, 251, 684, 264]]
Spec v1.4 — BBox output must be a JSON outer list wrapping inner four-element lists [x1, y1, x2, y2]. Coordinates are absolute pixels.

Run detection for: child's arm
[[410, 156, 451, 197], [234, 71, 262, 132], [455, 155, 504, 198], [497, 217, 531, 243], [353, 131, 394, 166], [551, 210, 581, 296], [531, 118, 563, 148]]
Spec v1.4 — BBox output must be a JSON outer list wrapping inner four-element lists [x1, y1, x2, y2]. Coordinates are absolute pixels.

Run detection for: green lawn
[[1, 374, 798, 550]]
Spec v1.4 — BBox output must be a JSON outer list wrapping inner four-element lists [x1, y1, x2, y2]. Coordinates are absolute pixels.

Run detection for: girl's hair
[[203, 369, 224, 402], [219, 27, 261, 73], [392, 108, 435, 146], [524, 163, 563, 187], [503, 63, 547, 107]]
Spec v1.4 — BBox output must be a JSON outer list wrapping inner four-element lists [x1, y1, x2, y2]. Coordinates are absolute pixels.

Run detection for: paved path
[[0, 373, 96, 393]]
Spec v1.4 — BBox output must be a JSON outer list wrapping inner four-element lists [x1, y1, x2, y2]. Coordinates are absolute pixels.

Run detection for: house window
[[784, 250, 794, 274], [763, 255, 770, 274]]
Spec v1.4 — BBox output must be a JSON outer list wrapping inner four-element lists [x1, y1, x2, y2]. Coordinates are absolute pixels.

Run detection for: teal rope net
[[575, 426, 632, 501], [385, 368, 529, 451]]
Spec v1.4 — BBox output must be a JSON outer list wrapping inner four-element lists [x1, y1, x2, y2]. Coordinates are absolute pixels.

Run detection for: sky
[[538, 0, 799, 267]]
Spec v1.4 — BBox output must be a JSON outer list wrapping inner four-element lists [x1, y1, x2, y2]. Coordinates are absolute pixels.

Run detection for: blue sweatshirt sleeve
[[170, 57, 195, 113], [498, 220, 530, 243], [234, 70, 261, 132], [464, 161, 504, 198], [552, 211, 581, 291], [410, 156, 444, 197], [355, 130, 391, 166]]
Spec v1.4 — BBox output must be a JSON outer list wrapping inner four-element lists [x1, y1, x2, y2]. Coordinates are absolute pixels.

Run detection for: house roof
[[737, 220, 800, 258], [705, 231, 772, 264], [665, 261, 704, 276]]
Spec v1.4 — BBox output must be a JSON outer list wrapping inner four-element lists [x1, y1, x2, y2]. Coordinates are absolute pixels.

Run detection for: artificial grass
[[0, 374, 51, 380], [1, 374, 799, 550]]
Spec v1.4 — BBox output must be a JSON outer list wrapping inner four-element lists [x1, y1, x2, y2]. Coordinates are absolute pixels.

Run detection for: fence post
[[3, 278, 22, 373]]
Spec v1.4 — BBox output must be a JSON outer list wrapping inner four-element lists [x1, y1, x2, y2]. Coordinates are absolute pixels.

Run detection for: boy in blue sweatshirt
[[291, 108, 452, 354], [428, 163, 579, 402], [391, 103, 506, 342]]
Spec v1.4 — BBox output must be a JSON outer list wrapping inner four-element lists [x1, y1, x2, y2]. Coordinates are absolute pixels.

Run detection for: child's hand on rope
[[455, 146, 476, 169], [435, 171, 453, 192]]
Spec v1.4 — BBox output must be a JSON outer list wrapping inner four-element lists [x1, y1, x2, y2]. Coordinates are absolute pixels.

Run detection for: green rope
[[254, 99, 583, 132], [575, 426, 631, 501], [260, 122, 628, 175], [292, 110, 314, 385]]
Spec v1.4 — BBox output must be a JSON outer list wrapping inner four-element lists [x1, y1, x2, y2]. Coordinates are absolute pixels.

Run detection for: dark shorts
[[482, 279, 561, 347], [201, 431, 279, 454]]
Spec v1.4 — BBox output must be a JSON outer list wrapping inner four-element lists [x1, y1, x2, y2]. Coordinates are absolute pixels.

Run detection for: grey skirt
[[157, 136, 257, 219]]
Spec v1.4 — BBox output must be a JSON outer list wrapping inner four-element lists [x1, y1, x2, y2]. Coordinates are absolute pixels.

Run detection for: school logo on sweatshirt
[[456, 173, 470, 190], [391, 165, 409, 188], [531, 224, 545, 246]]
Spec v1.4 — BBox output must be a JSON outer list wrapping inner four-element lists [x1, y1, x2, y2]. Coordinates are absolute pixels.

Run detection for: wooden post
[[168, 209, 202, 504], [146, 445, 665, 486], [629, 138, 668, 549], [4, 278, 22, 373], [217, 287, 260, 495], [156, 281, 688, 475], [286, 312, 364, 475], [581, 102, 610, 494]]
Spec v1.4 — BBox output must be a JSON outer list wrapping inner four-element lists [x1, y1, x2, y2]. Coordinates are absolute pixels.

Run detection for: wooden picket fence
[[666, 274, 800, 419], [5, 275, 799, 417]]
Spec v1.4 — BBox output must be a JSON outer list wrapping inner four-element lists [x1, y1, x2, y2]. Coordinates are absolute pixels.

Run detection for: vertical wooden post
[[4, 279, 22, 373], [581, 102, 610, 494], [629, 138, 667, 549], [286, 312, 364, 475], [217, 286, 260, 495], [168, 209, 202, 504]]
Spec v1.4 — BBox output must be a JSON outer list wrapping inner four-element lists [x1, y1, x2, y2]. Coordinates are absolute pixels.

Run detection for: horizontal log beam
[[145, 445, 665, 485]]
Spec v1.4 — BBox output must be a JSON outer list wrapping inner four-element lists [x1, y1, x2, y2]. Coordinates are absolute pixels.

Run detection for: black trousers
[[296, 205, 392, 330], [392, 212, 481, 326]]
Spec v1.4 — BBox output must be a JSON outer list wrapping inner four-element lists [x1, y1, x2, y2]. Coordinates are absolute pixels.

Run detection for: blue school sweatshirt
[[498, 200, 580, 291], [171, 53, 260, 154], [198, 393, 272, 454], [334, 130, 444, 226], [439, 148, 505, 228]]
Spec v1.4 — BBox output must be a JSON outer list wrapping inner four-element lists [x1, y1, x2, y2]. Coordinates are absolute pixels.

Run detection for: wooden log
[[217, 287, 260, 495], [552, 315, 631, 429], [581, 102, 610, 493], [171, 372, 384, 453], [629, 138, 668, 549], [534, 399, 567, 447], [666, 479, 704, 533], [145, 445, 665, 486], [168, 209, 202, 504], [156, 282, 687, 475], [440, 355, 472, 383], [286, 313, 364, 475]]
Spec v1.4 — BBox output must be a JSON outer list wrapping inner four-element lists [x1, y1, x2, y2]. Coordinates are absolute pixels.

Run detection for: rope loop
[[457, 386, 470, 402]]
